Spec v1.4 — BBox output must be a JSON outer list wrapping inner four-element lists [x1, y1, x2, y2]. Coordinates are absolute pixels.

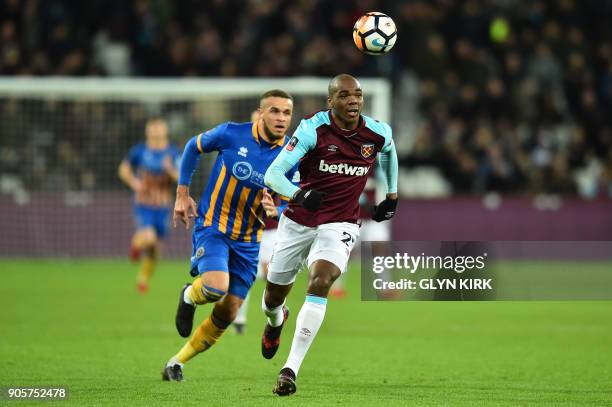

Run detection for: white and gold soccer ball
[[353, 12, 397, 55]]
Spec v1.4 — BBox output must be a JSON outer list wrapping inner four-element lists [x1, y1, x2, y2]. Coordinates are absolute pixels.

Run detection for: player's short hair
[[328, 74, 359, 97], [260, 89, 293, 101]]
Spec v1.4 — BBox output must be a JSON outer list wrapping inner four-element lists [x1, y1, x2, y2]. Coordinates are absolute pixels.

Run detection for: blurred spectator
[[0, 0, 611, 198]]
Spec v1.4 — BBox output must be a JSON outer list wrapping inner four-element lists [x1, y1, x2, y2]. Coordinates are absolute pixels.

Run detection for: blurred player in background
[[118, 117, 180, 293], [162, 90, 298, 382], [233, 110, 293, 334], [262, 74, 398, 396]]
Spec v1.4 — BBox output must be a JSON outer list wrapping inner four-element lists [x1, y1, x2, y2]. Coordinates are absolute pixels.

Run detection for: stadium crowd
[[1, 0, 611, 197]]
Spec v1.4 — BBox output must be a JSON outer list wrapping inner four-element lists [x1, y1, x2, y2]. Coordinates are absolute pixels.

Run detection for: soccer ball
[[353, 12, 397, 55]]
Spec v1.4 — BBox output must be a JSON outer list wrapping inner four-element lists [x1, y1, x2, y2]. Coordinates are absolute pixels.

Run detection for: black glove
[[372, 198, 398, 222], [293, 189, 326, 212]]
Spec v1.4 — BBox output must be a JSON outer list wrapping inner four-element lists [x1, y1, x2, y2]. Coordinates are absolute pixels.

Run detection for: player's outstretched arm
[[264, 147, 302, 199], [173, 136, 201, 229], [372, 138, 399, 222], [174, 124, 227, 228], [265, 120, 325, 212], [264, 163, 298, 219], [174, 185, 198, 229]]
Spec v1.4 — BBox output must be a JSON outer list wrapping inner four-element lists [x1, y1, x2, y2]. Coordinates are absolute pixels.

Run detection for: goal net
[[0, 77, 390, 257]]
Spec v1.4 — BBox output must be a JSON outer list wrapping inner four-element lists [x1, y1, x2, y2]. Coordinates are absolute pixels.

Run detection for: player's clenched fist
[[292, 189, 326, 212], [262, 188, 279, 218], [173, 185, 198, 229], [372, 196, 398, 222]]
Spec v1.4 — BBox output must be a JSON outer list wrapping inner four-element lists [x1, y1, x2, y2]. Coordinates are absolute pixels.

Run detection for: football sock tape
[[188, 277, 226, 305]]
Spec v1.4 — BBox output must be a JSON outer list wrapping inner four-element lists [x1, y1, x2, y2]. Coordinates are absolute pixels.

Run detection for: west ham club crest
[[361, 143, 375, 158]]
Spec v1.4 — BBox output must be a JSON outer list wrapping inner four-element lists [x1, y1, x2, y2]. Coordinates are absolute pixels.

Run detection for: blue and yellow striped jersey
[[191, 121, 298, 243]]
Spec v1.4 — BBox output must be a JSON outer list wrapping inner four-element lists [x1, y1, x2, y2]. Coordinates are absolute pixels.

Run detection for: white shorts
[[259, 228, 277, 264], [267, 215, 360, 285]]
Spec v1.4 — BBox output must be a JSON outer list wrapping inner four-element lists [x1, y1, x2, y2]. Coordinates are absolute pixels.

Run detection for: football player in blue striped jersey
[[162, 90, 298, 381]]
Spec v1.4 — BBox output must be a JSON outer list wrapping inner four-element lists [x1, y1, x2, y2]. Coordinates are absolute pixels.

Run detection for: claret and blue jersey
[[264, 110, 398, 227]]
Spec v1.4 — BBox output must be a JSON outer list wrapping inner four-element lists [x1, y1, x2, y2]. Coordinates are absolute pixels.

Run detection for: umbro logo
[[238, 146, 248, 157], [328, 144, 338, 152], [300, 328, 312, 336]]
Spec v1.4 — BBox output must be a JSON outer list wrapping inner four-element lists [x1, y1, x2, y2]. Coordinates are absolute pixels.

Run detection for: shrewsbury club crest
[[195, 247, 205, 258], [361, 143, 375, 158]]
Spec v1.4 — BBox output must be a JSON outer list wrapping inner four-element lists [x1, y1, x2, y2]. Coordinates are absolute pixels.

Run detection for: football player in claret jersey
[[161, 90, 298, 382], [118, 117, 180, 293], [262, 74, 399, 396]]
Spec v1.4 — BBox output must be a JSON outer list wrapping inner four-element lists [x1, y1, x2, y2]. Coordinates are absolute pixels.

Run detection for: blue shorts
[[134, 204, 171, 238], [189, 225, 260, 300]]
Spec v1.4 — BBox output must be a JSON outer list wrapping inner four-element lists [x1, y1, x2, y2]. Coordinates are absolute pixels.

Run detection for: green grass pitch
[[1, 259, 612, 406]]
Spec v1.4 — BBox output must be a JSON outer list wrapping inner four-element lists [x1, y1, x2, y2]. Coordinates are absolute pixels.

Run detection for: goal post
[[0, 77, 391, 257]]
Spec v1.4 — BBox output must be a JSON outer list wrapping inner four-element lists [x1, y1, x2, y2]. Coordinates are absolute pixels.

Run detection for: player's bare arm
[[261, 188, 279, 218], [173, 185, 197, 229], [118, 160, 142, 192], [173, 133, 204, 229]]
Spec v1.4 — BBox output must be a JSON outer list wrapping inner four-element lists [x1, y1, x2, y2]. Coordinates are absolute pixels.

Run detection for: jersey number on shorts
[[341, 232, 355, 247]]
